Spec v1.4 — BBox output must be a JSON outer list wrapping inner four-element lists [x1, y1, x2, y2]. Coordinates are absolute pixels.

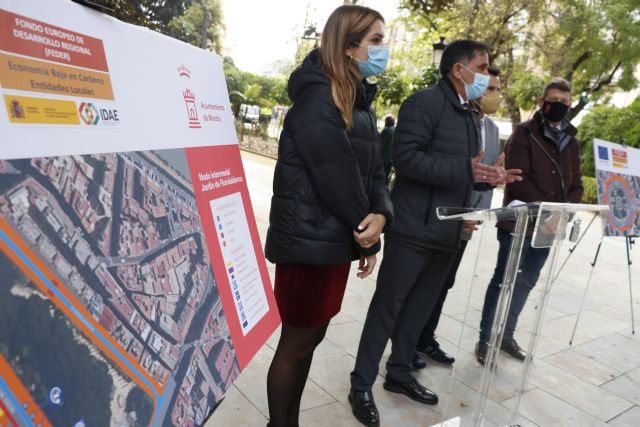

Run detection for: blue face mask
[[353, 44, 389, 77], [460, 63, 490, 100]]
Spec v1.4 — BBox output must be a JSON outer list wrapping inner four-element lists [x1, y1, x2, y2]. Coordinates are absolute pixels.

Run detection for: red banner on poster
[[186, 144, 280, 368], [0, 8, 109, 72]]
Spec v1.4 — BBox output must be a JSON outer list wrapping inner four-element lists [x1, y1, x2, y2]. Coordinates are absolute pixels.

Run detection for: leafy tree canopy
[[392, 0, 640, 126], [76, 0, 224, 52]]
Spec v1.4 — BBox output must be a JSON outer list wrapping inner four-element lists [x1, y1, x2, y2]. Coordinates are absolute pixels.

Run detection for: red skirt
[[274, 262, 351, 327]]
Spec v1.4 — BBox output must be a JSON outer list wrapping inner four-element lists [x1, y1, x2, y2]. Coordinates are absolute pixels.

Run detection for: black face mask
[[542, 100, 570, 122]]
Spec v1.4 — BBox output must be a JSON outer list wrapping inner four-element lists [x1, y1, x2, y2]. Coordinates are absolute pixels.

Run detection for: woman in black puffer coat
[[264, 5, 392, 427]]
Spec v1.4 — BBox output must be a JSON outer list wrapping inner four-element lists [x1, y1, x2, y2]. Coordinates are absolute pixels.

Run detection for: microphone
[[523, 126, 568, 203]]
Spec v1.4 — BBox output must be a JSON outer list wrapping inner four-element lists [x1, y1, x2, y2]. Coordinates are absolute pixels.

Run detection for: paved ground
[[206, 151, 640, 427]]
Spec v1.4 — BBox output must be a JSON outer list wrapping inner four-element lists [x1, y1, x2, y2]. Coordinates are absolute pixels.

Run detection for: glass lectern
[[432, 202, 609, 427]]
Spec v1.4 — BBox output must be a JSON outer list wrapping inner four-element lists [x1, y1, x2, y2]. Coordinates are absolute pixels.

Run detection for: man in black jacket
[[349, 40, 521, 427], [380, 115, 395, 182], [475, 78, 583, 366]]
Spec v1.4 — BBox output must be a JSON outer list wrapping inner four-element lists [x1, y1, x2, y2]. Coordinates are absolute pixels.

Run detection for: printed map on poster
[[593, 138, 640, 237], [0, 1, 279, 426]]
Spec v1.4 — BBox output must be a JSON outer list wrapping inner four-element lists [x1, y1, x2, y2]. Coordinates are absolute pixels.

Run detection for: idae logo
[[78, 102, 120, 126], [78, 102, 99, 125]]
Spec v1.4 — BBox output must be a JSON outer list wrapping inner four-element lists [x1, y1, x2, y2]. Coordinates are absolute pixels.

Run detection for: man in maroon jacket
[[475, 78, 584, 365]]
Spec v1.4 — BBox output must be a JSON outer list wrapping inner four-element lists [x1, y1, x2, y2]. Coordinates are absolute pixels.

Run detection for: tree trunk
[[466, 0, 482, 38], [504, 93, 522, 130], [501, 48, 521, 130], [566, 60, 622, 122], [200, 0, 210, 49], [566, 97, 587, 123]]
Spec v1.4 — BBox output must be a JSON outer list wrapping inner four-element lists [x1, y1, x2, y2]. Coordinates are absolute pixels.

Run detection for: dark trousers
[[479, 228, 550, 344], [350, 239, 454, 390], [416, 240, 468, 349]]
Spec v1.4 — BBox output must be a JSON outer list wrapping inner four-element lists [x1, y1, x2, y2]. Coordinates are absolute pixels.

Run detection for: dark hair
[[543, 77, 572, 98], [384, 115, 395, 127], [488, 65, 500, 77], [439, 39, 489, 75]]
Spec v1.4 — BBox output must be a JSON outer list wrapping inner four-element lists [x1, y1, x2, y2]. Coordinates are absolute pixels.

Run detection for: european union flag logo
[[598, 146, 609, 160]]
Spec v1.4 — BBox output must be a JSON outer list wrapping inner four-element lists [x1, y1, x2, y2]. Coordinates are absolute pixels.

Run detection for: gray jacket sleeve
[[463, 118, 501, 240], [471, 118, 501, 210]]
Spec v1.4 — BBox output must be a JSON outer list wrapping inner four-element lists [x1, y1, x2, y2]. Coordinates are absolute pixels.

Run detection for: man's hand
[[540, 213, 563, 235], [357, 255, 377, 279], [472, 151, 503, 185], [494, 153, 523, 185], [463, 220, 481, 233], [353, 213, 386, 249], [471, 152, 522, 185]]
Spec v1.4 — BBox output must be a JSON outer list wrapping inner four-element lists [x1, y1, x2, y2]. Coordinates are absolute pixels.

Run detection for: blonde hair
[[319, 5, 384, 130]]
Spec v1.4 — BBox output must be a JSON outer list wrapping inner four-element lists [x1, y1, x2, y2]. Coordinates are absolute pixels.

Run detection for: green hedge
[[582, 175, 598, 204]]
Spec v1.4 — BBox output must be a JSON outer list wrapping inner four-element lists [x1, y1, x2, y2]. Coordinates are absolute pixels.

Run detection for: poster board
[[593, 138, 640, 237], [0, 1, 280, 426]]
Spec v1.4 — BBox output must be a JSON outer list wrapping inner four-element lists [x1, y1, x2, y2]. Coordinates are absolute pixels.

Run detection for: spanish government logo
[[612, 148, 628, 169], [9, 99, 25, 119]]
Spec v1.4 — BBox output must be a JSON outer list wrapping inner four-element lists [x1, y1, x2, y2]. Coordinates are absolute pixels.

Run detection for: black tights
[[267, 322, 329, 427]]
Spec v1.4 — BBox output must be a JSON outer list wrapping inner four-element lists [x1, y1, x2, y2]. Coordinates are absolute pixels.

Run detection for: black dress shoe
[[386, 354, 426, 371], [418, 345, 455, 365], [412, 353, 427, 370], [475, 341, 488, 366], [501, 338, 526, 360], [348, 388, 380, 427], [383, 377, 438, 405]]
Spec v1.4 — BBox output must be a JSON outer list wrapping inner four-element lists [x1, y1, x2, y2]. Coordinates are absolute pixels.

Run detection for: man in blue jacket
[[349, 40, 521, 427]]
